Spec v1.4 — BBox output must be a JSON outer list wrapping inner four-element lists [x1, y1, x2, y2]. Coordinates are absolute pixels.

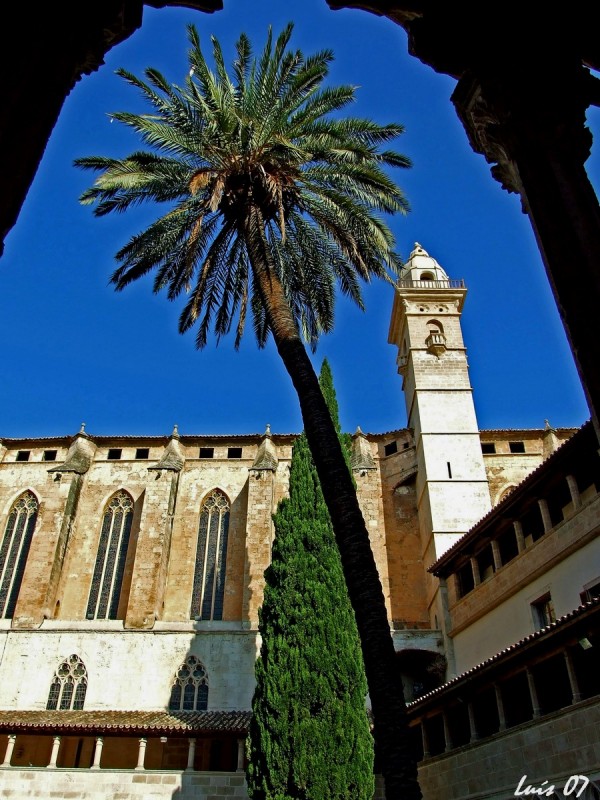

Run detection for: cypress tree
[[247, 360, 374, 800]]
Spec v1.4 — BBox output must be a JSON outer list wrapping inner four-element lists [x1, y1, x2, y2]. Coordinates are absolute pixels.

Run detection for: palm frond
[[76, 22, 411, 350], [233, 32, 252, 100]]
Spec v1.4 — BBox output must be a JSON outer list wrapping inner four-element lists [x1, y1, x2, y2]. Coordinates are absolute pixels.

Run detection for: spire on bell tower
[[400, 242, 451, 284]]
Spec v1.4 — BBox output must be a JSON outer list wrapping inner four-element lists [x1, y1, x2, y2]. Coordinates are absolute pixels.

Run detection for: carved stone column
[[494, 683, 507, 731], [237, 738, 245, 771], [513, 520, 525, 553], [48, 736, 61, 768], [491, 540, 502, 572], [186, 738, 196, 771], [538, 498, 552, 533], [564, 649, 583, 703], [526, 668, 541, 718], [442, 712, 452, 752], [135, 738, 147, 770], [467, 701, 479, 743], [2, 734, 16, 767], [566, 475, 581, 509], [91, 736, 103, 769], [470, 556, 481, 587], [421, 721, 430, 760]]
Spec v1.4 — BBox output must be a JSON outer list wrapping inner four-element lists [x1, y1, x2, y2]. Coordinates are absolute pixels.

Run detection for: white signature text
[[514, 775, 590, 797]]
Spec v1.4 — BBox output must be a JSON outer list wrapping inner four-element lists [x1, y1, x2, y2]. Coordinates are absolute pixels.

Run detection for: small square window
[[43, 450, 58, 462], [384, 441, 398, 456], [403, 441, 410, 450], [580, 578, 600, 604], [135, 448, 149, 460], [227, 447, 242, 459], [531, 593, 556, 629], [481, 442, 496, 454], [200, 447, 215, 459], [509, 441, 526, 454], [107, 448, 122, 460], [16, 450, 30, 462]]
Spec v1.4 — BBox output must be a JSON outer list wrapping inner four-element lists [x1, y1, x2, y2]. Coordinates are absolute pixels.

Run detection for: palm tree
[[76, 24, 419, 799]]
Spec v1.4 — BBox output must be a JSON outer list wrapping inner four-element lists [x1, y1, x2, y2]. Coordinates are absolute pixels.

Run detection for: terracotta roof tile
[[0, 710, 251, 735]]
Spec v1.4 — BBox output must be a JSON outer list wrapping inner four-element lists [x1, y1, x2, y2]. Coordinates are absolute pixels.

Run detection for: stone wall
[[416, 697, 600, 800], [0, 436, 294, 630], [0, 767, 249, 800], [0, 628, 258, 712], [0, 429, 549, 636], [377, 437, 429, 628]]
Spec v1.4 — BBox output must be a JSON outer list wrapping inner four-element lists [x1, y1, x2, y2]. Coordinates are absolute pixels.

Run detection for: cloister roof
[[0, 710, 251, 736], [407, 597, 600, 713]]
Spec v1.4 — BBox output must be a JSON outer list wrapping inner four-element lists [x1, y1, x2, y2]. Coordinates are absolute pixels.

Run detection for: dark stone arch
[[395, 647, 447, 701], [0, 1, 221, 255]]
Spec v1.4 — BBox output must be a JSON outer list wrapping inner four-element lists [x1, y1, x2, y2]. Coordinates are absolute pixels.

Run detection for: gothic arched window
[[46, 654, 88, 710], [0, 491, 38, 618], [190, 490, 230, 620], [86, 491, 134, 620], [168, 655, 208, 711]]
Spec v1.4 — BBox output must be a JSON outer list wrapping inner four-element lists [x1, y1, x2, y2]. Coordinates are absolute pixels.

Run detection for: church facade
[[0, 245, 598, 799]]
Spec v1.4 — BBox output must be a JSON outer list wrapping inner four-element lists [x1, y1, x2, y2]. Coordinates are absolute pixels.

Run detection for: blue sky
[[1, 0, 597, 438]]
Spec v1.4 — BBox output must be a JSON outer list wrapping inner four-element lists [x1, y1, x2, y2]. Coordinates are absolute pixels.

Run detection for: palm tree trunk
[[243, 203, 422, 800]]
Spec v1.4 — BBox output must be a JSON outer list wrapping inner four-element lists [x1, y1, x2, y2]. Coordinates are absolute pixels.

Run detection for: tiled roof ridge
[[1, 429, 412, 444], [3, 423, 584, 445], [0, 433, 300, 442], [407, 596, 600, 708], [429, 418, 593, 572], [479, 426, 580, 434]]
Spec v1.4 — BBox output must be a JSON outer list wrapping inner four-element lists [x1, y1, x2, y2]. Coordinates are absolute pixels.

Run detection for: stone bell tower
[[388, 243, 492, 578]]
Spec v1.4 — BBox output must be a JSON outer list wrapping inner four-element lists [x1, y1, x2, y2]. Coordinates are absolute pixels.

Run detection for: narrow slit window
[[86, 491, 133, 620], [531, 593, 556, 630], [447, 462, 453, 478], [190, 490, 230, 620], [0, 492, 38, 618], [580, 578, 600, 604]]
